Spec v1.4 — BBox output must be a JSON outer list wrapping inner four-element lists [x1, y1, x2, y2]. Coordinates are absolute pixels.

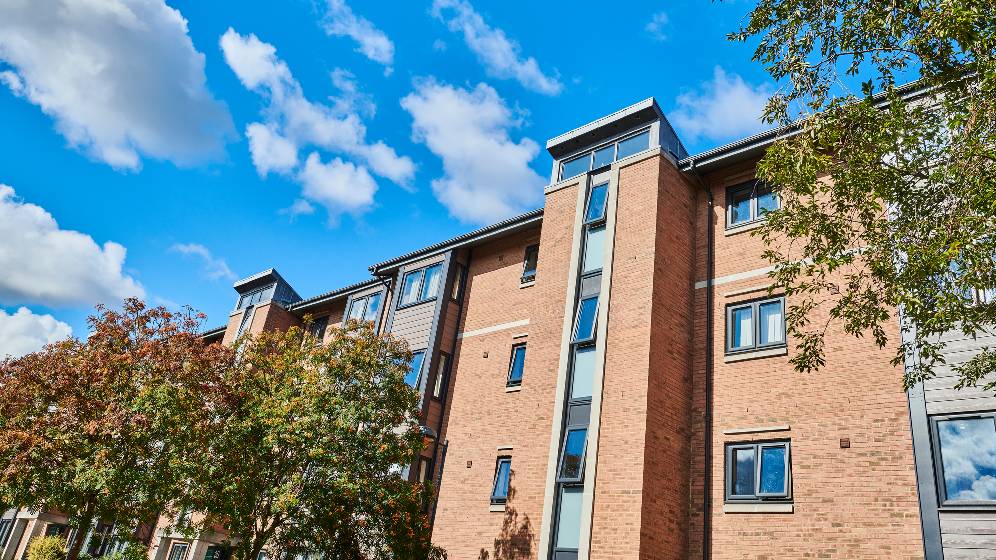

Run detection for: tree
[[0, 300, 229, 560], [732, 0, 996, 388], [186, 320, 443, 560]]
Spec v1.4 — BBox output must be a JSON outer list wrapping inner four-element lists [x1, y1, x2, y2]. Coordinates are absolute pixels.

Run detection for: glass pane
[[582, 226, 605, 274], [559, 428, 587, 480], [492, 459, 511, 500], [730, 306, 753, 350], [938, 416, 996, 501], [347, 298, 366, 321], [729, 191, 752, 225], [556, 487, 583, 549], [508, 346, 526, 384], [757, 189, 779, 215], [758, 301, 784, 345], [433, 355, 448, 398], [400, 271, 421, 305], [585, 184, 608, 223], [364, 293, 382, 322], [733, 447, 755, 496], [571, 346, 595, 399], [560, 155, 590, 180], [420, 264, 442, 300], [522, 246, 539, 280], [616, 131, 650, 159], [592, 144, 614, 168], [758, 445, 787, 494], [451, 266, 464, 299], [574, 297, 598, 342], [405, 351, 425, 387]]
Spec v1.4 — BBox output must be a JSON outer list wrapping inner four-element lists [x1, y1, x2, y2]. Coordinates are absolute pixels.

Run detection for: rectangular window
[[557, 428, 588, 482], [451, 264, 465, 300], [507, 344, 526, 387], [555, 486, 583, 550], [418, 457, 432, 484], [585, 183, 608, 224], [347, 298, 366, 322], [573, 296, 598, 343], [406, 351, 425, 388], [399, 263, 443, 307], [727, 181, 779, 228], [570, 346, 595, 400], [307, 316, 328, 340], [932, 413, 996, 504], [167, 543, 190, 560], [560, 155, 590, 181], [348, 292, 384, 325], [557, 128, 653, 181], [491, 457, 512, 504], [522, 245, 539, 283], [725, 441, 791, 502], [582, 226, 605, 274], [726, 297, 785, 354], [592, 144, 614, 169], [616, 130, 650, 159], [432, 353, 449, 399]]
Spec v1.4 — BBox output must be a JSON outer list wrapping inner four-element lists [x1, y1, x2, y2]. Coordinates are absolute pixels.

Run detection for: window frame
[[506, 343, 527, 387], [556, 426, 588, 484], [397, 263, 443, 309], [522, 245, 540, 283], [490, 456, 512, 505], [725, 296, 786, 355], [557, 127, 653, 181], [572, 296, 599, 344], [451, 263, 466, 301], [432, 352, 450, 400], [724, 440, 792, 503], [405, 350, 426, 388], [929, 411, 996, 508], [584, 183, 609, 225], [306, 315, 329, 340], [167, 542, 191, 560], [726, 181, 779, 229]]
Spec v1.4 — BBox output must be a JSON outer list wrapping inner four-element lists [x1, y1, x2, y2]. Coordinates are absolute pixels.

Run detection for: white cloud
[[169, 243, 236, 281], [0, 0, 234, 170], [431, 0, 562, 96], [321, 0, 394, 74], [0, 184, 144, 308], [220, 28, 413, 221], [297, 153, 378, 222], [401, 79, 544, 224], [432, 39, 448, 52], [645, 11, 669, 42], [669, 67, 773, 144], [279, 199, 316, 219], [0, 307, 72, 359]]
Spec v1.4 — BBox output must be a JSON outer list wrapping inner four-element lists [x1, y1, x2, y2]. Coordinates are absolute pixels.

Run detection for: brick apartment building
[[3, 97, 994, 559]]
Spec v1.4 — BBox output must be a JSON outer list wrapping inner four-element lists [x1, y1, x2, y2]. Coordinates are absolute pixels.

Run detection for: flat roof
[[546, 98, 664, 160]]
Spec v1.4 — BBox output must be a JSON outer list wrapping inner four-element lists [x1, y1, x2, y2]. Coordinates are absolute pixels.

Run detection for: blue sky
[[0, 0, 777, 356]]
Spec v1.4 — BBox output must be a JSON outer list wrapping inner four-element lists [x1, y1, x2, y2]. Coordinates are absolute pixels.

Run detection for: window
[[491, 457, 512, 504], [573, 296, 598, 343], [558, 128, 653, 180], [235, 306, 255, 339], [451, 264, 466, 300], [725, 441, 791, 502], [347, 292, 383, 324], [507, 344, 526, 387], [582, 226, 605, 274], [554, 486, 583, 550], [418, 457, 432, 484], [570, 346, 595, 400], [307, 316, 328, 340], [406, 351, 425, 388], [204, 547, 231, 560], [932, 413, 996, 504], [726, 297, 785, 354], [432, 353, 449, 399], [557, 427, 588, 483], [45, 523, 68, 537], [585, 183, 608, 224], [399, 264, 443, 306], [238, 284, 275, 309], [167, 543, 190, 560], [0, 519, 12, 548], [522, 245, 539, 283], [727, 181, 779, 228]]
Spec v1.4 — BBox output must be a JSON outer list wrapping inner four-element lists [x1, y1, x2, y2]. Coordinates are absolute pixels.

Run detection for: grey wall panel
[[924, 330, 996, 414], [391, 302, 436, 349], [941, 510, 996, 558]]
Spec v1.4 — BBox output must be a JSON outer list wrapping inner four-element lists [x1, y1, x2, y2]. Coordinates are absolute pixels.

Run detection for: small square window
[[507, 344, 526, 387], [573, 296, 598, 343], [726, 181, 779, 228], [592, 144, 614, 169], [585, 183, 608, 224], [491, 457, 512, 504], [522, 245, 539, 283], [725, 441, 791, 502], [406, 351, 425, 388]]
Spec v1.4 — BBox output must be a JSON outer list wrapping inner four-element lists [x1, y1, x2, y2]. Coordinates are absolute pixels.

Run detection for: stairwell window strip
[[558, 128, 652, 181]]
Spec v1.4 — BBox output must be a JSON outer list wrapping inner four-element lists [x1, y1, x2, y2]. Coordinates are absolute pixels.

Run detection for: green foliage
[[26, 537, 65, 560], [732, 0, 996, 388], [101, 544, 149, 560]]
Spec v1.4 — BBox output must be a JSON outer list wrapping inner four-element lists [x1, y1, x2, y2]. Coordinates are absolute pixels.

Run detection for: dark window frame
[[306, 315, 329, 340], [506, 343, 527, 387], [584, 183, 609, 225], [556, 426, 588, 484], [725, 296, 786, 354], [406, 349, 426, 388], [929, 411, 996, 508], [347, 291, 385, 326], [572, 296, 599, 344], [491, 456, 512, 504], [726, 180, 779, 229], [723, 440, 792, 503], [432, 352, 450, 400], [522, 245, 540, 283], [397, 263, 443, 309], [451, 263, 467, 301], [558, 127, 653, 181]]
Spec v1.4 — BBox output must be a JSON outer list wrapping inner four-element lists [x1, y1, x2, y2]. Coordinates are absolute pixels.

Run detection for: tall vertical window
[[399, 263, 443, 306], [932, 413, 996, 503], [570, 346, 595, 400], [235, 306, 255, 339], [557, 427, 588, 483], [554, 487, 583, 550], [726, 297, 785, 354], [727, 181, 779, 228], [491, 457, 512, 504], [507, 344, 527, 387], [724, 441, 791, 502], [582, 226, 606, 274], [451, 264, 466, 300], [585, 183, 608, 224], [573, 296, 599, 343], [406, 351, 425, 388], [432, 353, 449, 399], [522, 245, 539, 283]]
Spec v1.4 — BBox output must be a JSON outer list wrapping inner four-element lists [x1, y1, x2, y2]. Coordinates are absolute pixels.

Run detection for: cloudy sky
[[0, 0, 776, 357]]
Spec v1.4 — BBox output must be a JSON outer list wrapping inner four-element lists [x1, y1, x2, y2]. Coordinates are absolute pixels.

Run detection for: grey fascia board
[[368, 209, 543, 274], [546, 98, 663, 158], [288, 278, 383, 311], [200, 325, 226, 338]]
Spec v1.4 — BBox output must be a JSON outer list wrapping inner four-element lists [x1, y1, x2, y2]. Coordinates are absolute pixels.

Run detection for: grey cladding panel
[[924, 329, 996, 414], [391, 301, 436, 349], [942, 510, 996, 557]]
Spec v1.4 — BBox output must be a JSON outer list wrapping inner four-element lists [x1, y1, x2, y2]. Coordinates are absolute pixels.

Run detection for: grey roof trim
[[547, 98, 661, 150], [288, 277, 383, 311], [201, 325, 226, 339], [369, 208, 544, 274]]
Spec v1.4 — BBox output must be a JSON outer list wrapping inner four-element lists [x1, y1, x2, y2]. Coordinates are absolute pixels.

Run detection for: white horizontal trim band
[[457, 319, 530, 340]]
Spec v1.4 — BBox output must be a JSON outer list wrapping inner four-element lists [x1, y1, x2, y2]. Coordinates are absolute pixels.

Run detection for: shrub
[[26, 536, 65, 560], [102, 544, 148, 560]]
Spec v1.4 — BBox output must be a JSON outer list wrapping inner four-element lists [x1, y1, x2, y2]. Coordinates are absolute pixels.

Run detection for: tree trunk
[[66, 511, 94, 560]]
